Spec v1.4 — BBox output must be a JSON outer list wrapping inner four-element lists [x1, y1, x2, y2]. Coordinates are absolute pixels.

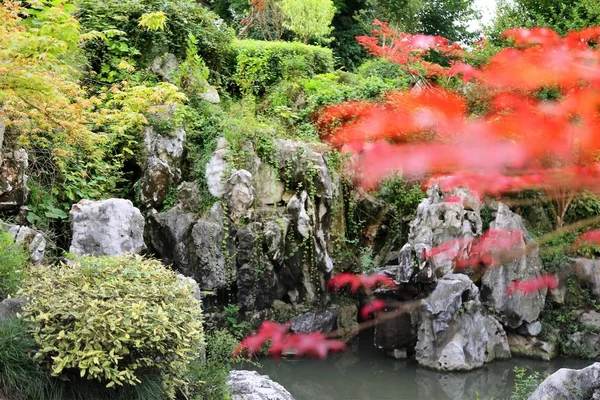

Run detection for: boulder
[[176, 274, 203, 303], [263, 218, 289, 267], [400, 184, 482, 283], [139, 108, 186, 208], [415, 274, 509, 371], [481, 203, 546, 328], [236, 223, 278, 311], [187, 218, 227, 291], [0, 297, 26, 320], [151, 53, 179, 82], [4, 224, 46, 264], [69, 199, 146, 256], [573, 258, 600, 301], [564, 331, 600, 358], [174, 181, 202, 212], [0, 149, 29, 211], [227, 370, 294, 400], [337, 304, 359, 339], [507, 334, 558, 361], [206, 138, 229, 198], [517, 321, 543, 337], [254, 159, 284, 205], [225, 170, 254, 222], [274, 139, 333, 199], [148, 208, 197, 267], [374, 309, 416, 353], [529, 363, 600, 400], [290, 308, 339, 333]]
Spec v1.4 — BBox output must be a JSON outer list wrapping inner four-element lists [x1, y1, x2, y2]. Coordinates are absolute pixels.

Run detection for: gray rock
[[176, 274, 203, 302], [564, 331, 600, 358], [337, 305, 359, 339], [227, 370, 294, 400], [485, 315, 512, 361], [206, 138, 229, 198], [151, 53, 179, 82], [237, 223, 277, 311], [188, 219, 227, 291], [4, 224, 46, 264], [529, 363, 600, 400], [174, 181, 201, 212], [402, 183, 482, 282], [290, 308, 339, 333], [574, 258, 600, 301], [287, 191, 312, 240], [481, 203, 546, 328], [0, 297, 26, 320], [374, 311, 416, 353], [517, 321, 543, 337], [69, 199, 146, 256], [508, 334, 558, 361], [581, 310, 600, 329], [274, 139, 332, 199], [415, 274, 509, 371], [254, 159, 284, 205], [263, 218, 289, 267], [139, 118, 186, 209], [148, 209, 197, 267], [199, 85, 220, 103], [226, 170, 254, 222], [0, 149, 29, 211]]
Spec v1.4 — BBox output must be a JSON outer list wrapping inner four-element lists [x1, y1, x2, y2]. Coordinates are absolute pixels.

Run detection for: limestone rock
[[227, 370, 294, 400], [290, 308, 339, 333], [274, 139, 333, 199], [206, 138, 229, 198], [263, 218, 289, 267], [337, 305, 359, 339], [254, 160, 284, 205], [188, 218, 227, 291], [4, 224, 46, 264], [574, 258, 600, 301], [0, 149, 29, 211], [139, 119, 186, 209], [225, 170, 254, 222], [401, 183, 482, 283], [415, 274, 509, 371], [481, 203, 546, 328], [0, 297, 26, 320], [69, 199, 146, 256], [508, 334, 558, 361], [151, 53, 179, 82], [529, 363, 600, 400], [176, 274, 203, 302], [517, 321, 543, 337]]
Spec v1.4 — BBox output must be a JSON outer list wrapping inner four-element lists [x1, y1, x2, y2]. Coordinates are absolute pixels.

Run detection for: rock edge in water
[[228, 370, 295, 400], [528, 362, 600, 400]]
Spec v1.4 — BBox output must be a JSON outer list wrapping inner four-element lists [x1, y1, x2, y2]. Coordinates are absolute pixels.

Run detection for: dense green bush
[[232, 39, 334, 95], [182, 330, 248, 400], [76, 0, 234, 82], [20, 255, 204, 398], [0, 231, 28, 300]]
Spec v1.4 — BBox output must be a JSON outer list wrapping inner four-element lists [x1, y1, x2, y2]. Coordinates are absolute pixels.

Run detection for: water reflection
[[240, 342, 591, 400]]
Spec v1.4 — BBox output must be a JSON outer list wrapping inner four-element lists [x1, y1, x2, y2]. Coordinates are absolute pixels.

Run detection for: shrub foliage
[[20, 255, 204, 396]]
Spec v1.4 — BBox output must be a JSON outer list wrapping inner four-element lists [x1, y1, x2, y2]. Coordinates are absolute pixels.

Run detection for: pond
[[239, 334, 592, 400]]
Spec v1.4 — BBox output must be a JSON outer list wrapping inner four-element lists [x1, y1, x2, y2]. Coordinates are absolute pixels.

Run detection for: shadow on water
[[238, 332, 592, 400]]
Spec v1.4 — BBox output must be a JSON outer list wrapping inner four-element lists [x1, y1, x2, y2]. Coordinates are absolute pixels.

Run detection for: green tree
[[280, 0, 337, 43], [489, 0, 600, 39]]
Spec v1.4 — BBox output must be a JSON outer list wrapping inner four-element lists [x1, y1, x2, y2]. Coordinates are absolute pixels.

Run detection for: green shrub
[[0, 317, 49, 400], [182, 330, 250, 400], [357, 59, 410, 82], [76, 0, 234, 83], [510, 367, 542, 400], [20, 255, 204, 398], [232, 39, 334, 95], [0, 231, 28, 299]]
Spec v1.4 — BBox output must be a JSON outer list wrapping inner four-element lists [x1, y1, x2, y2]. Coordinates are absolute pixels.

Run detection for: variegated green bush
[[20, 255, 203, 398]]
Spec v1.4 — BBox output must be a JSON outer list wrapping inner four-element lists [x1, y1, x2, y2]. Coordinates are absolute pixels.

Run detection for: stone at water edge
[[69, 199, 146, 256], [529, 363, 600, 400], [507, 334, 558, 361], [516, 321, 543, 337], [290, 308, 339, 333], [415, 273, 510, 371], [227, 370, 294, 400]]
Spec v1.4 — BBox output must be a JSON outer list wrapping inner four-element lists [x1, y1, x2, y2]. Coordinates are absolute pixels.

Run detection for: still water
[[239, 335, 592, 400]]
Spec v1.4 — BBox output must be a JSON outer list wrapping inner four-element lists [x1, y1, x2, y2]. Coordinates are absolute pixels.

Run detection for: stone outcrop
[[290, 308, 339, 333], [139, 106, 186, 209], [69, 199, 146, 256], [529, 363, 600, 400], [481, 202, 546, 328], [415, 274, 510, 371], [3, 224, 46, 264], [508, 334, 558, 361], [0, 297, 26, 319], [573, 258, 600, 301], [0, 148, 29, 211], [396, 184, 482, 284], [227, 370, 294, 400]]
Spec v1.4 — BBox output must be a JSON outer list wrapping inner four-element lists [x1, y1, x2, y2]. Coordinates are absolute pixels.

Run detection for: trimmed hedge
[[232, 39, 334, 95]]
